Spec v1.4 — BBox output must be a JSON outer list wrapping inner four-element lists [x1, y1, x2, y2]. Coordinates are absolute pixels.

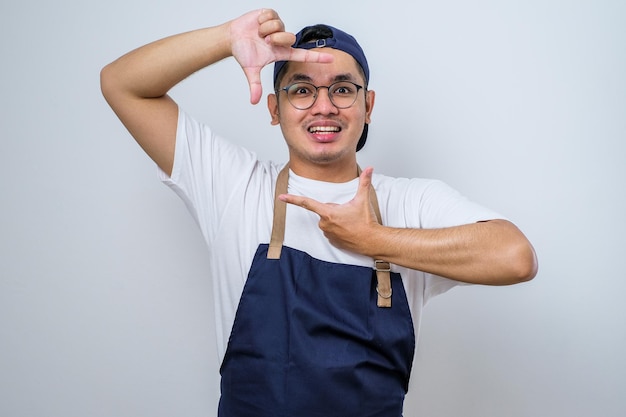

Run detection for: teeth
[[309, 126, 340, 133]]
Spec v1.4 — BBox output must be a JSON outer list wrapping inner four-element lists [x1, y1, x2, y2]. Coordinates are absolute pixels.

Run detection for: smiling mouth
[[308, 126, 341, 134]]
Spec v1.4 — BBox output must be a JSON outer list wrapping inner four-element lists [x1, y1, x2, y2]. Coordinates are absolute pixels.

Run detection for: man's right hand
[[101, 9, 333, 176], [229, 9, 334, 104]]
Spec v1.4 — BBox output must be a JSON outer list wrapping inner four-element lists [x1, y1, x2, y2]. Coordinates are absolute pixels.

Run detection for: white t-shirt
[[160, 109, 505, 362]]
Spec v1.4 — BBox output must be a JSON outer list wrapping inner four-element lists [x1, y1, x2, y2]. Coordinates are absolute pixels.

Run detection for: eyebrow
[[287, 73, 357, 85]]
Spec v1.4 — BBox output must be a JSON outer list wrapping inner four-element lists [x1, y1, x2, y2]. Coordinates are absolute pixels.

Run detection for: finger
[[279, 193, 326, 216], [264, 31, 296, 48], [287, 48, 335, 64], [258, 14, 288, 41], [257, 8, 279, 24], [242, 66, 263, 104]]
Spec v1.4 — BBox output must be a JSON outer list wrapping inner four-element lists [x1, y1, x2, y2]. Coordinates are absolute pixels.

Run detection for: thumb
[[355, 167, 374, 200], [242, 66, 263, 104]]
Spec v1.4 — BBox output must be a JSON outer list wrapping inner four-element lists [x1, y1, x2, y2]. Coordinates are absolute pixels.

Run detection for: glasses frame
[[277, 81, 365, 110]]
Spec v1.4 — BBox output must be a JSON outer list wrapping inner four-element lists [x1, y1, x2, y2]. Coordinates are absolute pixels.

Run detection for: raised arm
[[100, 9, 332, 175]]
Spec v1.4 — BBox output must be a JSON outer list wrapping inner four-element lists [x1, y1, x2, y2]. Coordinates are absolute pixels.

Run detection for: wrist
[[361, 223, 390, 260], [203, 22, 233, 61]]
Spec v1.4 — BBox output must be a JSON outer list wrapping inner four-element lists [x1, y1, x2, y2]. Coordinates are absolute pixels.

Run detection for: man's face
[[268, 49, 375, 180]]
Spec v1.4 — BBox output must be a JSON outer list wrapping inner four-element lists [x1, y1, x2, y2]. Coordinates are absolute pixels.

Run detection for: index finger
[[279, 193, 327, 216], [287, 47, 335, 64], [264, 32, 336, 64]]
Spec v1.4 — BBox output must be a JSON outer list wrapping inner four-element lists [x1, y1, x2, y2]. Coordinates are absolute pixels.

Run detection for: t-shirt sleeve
[[158, 109, 260, 243], [413, 179, 506, 229]]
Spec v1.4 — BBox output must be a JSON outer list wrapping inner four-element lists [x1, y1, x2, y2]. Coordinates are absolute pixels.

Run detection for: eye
[[332, 83, 354, 95], [289, 83, 314, 96]]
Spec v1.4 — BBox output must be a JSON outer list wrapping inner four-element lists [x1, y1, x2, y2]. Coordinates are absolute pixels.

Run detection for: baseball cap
[[273, 25, 370, 151], [273, 25, 369, 85]]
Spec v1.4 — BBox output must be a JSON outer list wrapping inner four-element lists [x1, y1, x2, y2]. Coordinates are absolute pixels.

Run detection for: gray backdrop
[[1, 0, 624, 416]]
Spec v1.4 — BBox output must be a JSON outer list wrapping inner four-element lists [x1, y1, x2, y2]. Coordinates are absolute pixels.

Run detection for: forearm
[[101, 23, 231, 100], [365, 220, 538, 285], [99, 22, 235, 174]]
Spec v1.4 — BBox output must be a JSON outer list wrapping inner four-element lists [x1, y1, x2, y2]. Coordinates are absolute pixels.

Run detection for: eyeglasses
[[277, 81, 364, 110]]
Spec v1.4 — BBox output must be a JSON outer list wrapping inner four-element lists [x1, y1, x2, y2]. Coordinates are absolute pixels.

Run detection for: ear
[[268, 93, 280, 125], [364, 89, 375, 125]]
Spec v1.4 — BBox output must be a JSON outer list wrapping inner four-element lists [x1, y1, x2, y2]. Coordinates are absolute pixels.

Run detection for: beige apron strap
[[267, 164, 392, 307], [267, 164, 290, 260], [364, 169, 393, 308]]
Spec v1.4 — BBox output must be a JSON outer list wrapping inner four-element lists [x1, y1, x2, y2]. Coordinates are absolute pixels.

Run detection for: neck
[[288, 160, 359, 183]]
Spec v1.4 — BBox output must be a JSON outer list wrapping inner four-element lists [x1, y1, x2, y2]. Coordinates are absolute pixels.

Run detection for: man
[[101, 8, 537, 417]]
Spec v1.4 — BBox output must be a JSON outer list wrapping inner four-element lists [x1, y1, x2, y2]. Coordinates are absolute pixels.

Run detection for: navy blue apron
[[218, 166, 415, 417]]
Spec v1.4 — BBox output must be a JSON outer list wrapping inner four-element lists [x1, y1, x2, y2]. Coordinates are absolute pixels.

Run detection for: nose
[[311, 87, 339, 115]]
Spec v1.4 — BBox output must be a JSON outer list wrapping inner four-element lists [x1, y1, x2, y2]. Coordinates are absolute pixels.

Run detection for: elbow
[[506, 240, 538, 284], [100, 63, 115, 102], [100, 60, 128, 104], [487, 220, 538, 285]]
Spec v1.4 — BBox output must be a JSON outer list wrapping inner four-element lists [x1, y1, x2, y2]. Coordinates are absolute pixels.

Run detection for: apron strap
[[267, 164, 392, 307], [267, 165, 290, 259], [362, 167, 393, 308]]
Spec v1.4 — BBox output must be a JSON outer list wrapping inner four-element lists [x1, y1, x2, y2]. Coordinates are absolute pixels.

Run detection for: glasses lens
[[286, 83, 317, 110], [328, 81, 360, 109]]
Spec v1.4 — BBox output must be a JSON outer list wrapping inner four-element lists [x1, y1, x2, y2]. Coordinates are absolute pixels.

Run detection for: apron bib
[[218, 166, 415, 417]]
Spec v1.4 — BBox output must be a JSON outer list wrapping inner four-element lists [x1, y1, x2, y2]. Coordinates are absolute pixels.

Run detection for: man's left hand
[[279, 167, 381, 255]]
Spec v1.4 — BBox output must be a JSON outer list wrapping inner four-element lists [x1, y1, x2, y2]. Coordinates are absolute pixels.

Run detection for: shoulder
[[371, 173, 450, 203], [371, 173, 504, 228]]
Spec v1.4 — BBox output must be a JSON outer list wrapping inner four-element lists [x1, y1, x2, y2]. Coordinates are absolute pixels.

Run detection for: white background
[[1, 0, 624, 416]]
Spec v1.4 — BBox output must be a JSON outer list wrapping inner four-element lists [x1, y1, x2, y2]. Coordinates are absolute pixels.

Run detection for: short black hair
[[299, 25, 334, 43]]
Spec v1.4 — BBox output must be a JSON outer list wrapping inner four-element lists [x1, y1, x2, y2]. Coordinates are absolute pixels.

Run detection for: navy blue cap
[[273, 25, 370, 151], [273, 25, 369, 85]]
